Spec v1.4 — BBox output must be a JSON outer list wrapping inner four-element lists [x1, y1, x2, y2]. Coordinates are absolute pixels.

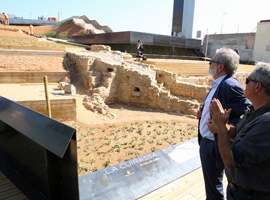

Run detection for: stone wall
[[177, 76, 212, 86], [235, 72, 249, 88], [156, 70, 210, 101], [65, 49, 213, 116]]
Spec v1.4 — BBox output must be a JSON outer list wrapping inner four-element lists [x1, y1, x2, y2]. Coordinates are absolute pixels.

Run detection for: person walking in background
[[197, 47, 251, 199], [209, 62, 270, 200], [136, 39, 146, 61], [29, 24, 34, 35], [1, 12, 9, 25]]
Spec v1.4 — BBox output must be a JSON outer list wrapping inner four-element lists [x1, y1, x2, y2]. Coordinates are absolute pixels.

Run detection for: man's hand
[[209, 98, 231, 128], [197, 104, 203, 119], [207, 119, 218, 133]]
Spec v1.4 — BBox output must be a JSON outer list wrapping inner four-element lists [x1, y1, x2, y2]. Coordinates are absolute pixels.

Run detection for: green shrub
[[45, 31, 67, 40], [56, 19, 72, 26], [240, 60, 255, 65]]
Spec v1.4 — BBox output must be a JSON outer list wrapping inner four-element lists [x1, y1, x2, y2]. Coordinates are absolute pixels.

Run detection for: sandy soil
[[67, 109, 198, 174]]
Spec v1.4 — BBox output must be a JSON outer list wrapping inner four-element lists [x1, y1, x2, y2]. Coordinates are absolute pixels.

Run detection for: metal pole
[[204, 34, 209, 60], [43, 75, 52, 118]]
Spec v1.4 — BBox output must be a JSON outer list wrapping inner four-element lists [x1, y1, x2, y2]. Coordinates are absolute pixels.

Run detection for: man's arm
[[225, 124, 236, 142], [216, 125, 234, 168], [209, 98, 235, 168]]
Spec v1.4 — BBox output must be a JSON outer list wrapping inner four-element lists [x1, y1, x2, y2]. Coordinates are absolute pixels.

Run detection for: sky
[[2, 0, 270, 39]]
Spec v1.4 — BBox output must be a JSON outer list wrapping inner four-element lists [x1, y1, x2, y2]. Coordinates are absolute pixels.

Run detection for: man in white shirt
[[197, 47, 251, 200]]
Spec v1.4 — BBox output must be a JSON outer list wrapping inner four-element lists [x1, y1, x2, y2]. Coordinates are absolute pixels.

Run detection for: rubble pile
[[82, 93, 116, 119]]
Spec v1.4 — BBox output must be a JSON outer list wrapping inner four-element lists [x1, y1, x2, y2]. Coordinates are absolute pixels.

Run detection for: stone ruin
[[64, 46, 249, 118]]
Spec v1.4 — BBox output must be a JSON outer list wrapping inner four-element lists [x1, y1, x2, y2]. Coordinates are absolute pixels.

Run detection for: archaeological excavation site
[[0, 17, 255, 200], [66, 46, 207, 117], [64, 45, 250, 119]]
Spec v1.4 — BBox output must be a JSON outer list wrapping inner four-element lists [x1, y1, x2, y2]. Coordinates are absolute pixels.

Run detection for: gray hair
[[215, 47, 240, 75], [252, 62, 270, 96]]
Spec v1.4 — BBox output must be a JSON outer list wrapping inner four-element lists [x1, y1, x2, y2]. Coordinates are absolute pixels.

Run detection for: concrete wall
[[202, 33, 255, 62], [68, 31, 201, 57], [18, 99, 77, 121], [253, 20, 270, 62], [69, 31, 201, 49]]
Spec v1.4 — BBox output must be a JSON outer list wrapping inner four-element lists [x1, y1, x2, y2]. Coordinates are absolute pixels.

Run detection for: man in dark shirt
[[209, 62, 270, 199]]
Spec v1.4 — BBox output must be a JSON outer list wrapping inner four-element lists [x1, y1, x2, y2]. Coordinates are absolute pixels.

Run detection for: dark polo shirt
[[226, 103, 270, 192]]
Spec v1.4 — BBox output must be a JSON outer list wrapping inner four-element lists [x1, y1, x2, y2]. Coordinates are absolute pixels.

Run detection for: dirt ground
[[0, 54, 66, 72], [0, 25, 253, 175]]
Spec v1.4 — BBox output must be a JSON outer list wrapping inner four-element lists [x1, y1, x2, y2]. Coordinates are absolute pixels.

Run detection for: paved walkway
[[0, 167, 228, 200], [0, 171, 28, 200], [139, 167, 228, 200]]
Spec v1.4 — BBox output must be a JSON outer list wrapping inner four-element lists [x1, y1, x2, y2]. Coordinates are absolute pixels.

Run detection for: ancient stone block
[[64, 84, 76, 95]]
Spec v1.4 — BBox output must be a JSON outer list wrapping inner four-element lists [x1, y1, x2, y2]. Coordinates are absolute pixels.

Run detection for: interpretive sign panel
[[79, 138, 200, 200]]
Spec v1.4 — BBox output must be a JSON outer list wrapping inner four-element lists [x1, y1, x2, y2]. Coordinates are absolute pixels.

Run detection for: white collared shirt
[[199, 75, 227, 140]]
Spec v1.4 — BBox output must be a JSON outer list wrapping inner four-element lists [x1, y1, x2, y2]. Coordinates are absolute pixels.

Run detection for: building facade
[[202, 33, 255, 62], [253, 20, 270, 62], [171, 0, 195, 38]]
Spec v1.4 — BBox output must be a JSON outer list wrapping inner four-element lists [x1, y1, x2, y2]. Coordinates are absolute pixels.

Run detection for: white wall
[[253, 21, 270, 62], [202, 33, 255, 61]]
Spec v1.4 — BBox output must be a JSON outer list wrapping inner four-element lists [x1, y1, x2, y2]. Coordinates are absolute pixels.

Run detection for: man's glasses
[[209, 60, 220, 65], [245, 77, 264, 87]]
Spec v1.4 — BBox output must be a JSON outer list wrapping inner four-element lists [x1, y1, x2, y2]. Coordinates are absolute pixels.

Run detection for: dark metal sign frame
[[0, 96, 79, 200]]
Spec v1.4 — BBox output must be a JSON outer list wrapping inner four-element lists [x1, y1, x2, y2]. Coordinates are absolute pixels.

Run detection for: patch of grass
[[45, 31, 68, 39]]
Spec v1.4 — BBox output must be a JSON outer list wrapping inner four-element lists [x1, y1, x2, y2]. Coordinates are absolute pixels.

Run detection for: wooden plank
[[0, 183, 16, 192], [0, 171, 28, 200], [138, 167, 228, 200], [4, 193, 28, 200], [0, 188, 21, 199]]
